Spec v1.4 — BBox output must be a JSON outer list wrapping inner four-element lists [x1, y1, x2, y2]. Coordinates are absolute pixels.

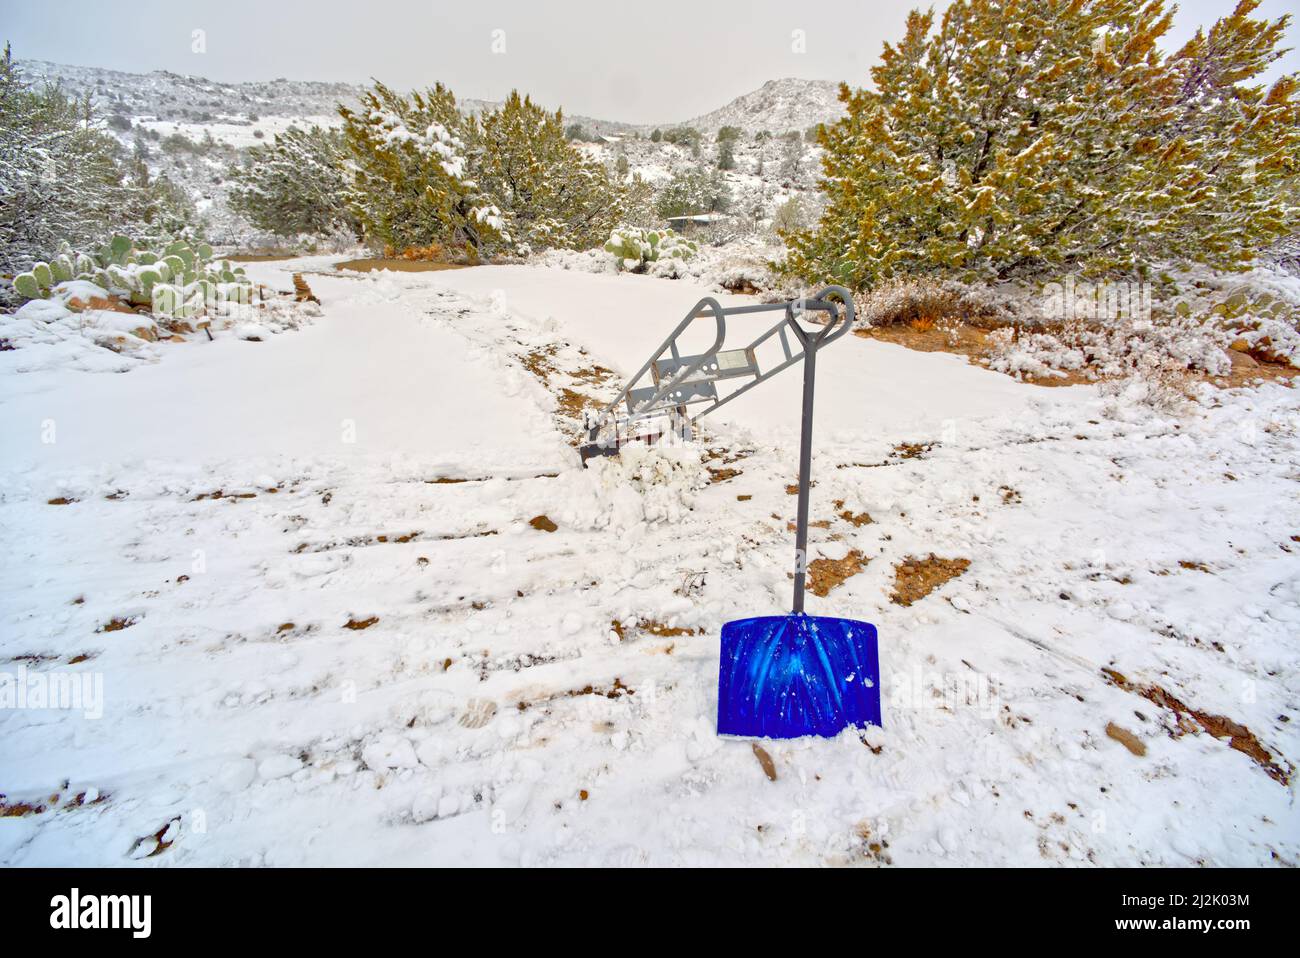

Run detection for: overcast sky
[[2, 0, 1297, 123]]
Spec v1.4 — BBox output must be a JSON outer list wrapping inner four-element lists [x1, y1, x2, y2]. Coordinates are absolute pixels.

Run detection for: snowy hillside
[[15, 59, 635, 137], [17, 59, 841, 141], [666, 78, 845, 134], [17, 58, 365, 125]]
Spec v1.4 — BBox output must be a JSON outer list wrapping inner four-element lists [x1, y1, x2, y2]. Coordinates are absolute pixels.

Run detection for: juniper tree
[[783, 0, 1300, 290], [0, 45, 194, 275], [229, 125, 356, 238], [717, 138, 736, 170], [474, 91, 628, 251], [655, 167, 732, 218], [339, 81, 504, 256]]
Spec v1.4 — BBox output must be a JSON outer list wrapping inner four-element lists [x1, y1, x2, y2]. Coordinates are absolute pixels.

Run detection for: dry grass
[[855, 276, 1010, 330]]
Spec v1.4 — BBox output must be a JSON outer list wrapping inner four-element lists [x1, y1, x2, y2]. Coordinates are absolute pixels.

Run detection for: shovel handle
[[790, 286, 854, 614]]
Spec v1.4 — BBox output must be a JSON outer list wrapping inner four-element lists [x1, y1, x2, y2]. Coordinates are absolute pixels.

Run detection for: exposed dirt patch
[[890, 554, 971, 606], [47, 497, 77, 506], [0, 798, 48, 817], [294, 528, 496, 553], [9, 652, 59, 665], [785, 481, 817, 495], [1213, 345, 1300, 389], [557, 387, 600, 419], [611, 619, 698, 640], [856, 322, 989, 361], [570, 364, 617, 386], [807, 550, 867, 597], [892, 441, 935, 461], [1, 787, 108, 817], [343, 616, 379, 631], [98, 616, 139, 633], [519, 346, 560, 386], [833, 499, 873, 526], [708, 467, 742, 483], [228, 251, 299, 262], [999, 485, 1022, 504], [642, 621, 698, 637], [854, 820, 894, 865], [335, 259, 470, 273], [193, 489, 257, 501], [529, 515, 558, 532], [515, 677, 635, 712], [1101, 668, 1289, 785], [1105, 722, 1146, 756], [1178, 560, 1211, 573], [855, 323, 1093, 387], [857, 316, 1296, 390], [736, 494, 752, 501], [787, 519, 832, 532]]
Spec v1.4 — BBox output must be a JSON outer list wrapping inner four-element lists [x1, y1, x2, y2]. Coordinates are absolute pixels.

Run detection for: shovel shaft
[[792, 346, 816, 614]]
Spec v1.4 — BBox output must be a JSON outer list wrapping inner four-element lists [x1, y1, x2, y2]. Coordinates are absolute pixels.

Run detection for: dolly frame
[[580, 285, 856, 612]]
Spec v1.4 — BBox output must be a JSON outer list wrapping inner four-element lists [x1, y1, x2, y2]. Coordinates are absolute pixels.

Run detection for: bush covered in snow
[[982, 269, 1300, 382], [0, 46, 197, 282], [853, 276, 1015, 330]]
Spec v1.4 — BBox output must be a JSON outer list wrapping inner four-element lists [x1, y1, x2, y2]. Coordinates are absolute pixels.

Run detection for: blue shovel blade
[[718, 614, 881, 739]]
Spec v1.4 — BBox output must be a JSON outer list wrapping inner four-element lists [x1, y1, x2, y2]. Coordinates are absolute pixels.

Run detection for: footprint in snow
[[458, 698, 498, 729]]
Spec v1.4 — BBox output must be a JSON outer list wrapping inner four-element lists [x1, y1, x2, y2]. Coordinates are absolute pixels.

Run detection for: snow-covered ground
[[134, 115, 343, 150], [2, 260, 1297, 866]]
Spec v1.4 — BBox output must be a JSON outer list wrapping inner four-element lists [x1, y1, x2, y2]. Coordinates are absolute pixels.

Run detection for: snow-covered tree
[[0, 45, 194, 277], [655, 167, 732, 218], [474, 91, 628, 252], [229, 125, 356, 239], [784, 0, 1300, 290], [339, 82, 504, 257]]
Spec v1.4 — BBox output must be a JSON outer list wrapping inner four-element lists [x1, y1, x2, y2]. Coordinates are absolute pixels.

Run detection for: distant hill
[[15, 59, 845, 136], [13, 58, 633, 134], [664, 78, 846, 135]]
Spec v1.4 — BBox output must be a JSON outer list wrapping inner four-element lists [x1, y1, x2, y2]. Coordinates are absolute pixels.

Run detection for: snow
[[1, 257, 1296, 866], [1, 273, 565, 474], [136, 115, 343, 149], [424, 265, 1089, 440]]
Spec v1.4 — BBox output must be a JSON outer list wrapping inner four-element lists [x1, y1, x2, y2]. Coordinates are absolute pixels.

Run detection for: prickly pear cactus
[[8, 235, 256, 324], [13, 272, 41, 300], [604, 227, 697, 272]]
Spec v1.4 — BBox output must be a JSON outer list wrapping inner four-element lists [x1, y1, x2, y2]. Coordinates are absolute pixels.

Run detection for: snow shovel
[[716, 288, 882, 739]]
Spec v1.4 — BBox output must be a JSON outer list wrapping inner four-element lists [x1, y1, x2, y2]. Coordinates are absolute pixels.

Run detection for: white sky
[[1, 0, 1297, 123]]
